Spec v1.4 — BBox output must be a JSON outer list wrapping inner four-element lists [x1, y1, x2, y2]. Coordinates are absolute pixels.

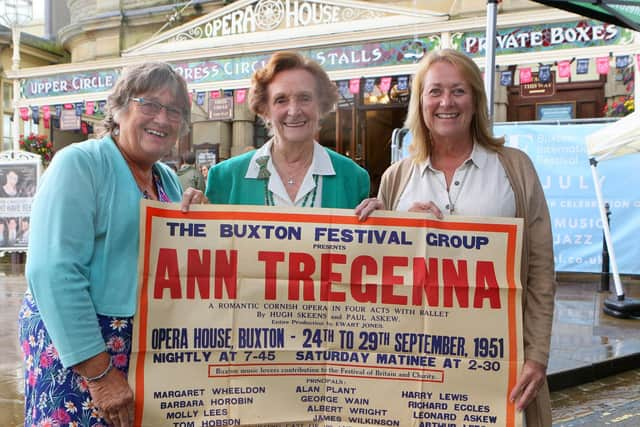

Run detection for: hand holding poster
[[130, 202, 524, 426]]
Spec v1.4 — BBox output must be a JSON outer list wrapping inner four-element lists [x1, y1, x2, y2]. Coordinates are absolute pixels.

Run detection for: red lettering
[[214, 250, 237, 299], [442, 259, 469, 307], [320, 253, 346, 302], [288, 252, 315, 301], [412, 257, 439, 306], [154, 248, 181, 299], [186, 249, 210, 299], [350, 255, 377, 303], [474, 261, 501, 308], [258, 251, 285, 300], [381, 256, 408, 305]]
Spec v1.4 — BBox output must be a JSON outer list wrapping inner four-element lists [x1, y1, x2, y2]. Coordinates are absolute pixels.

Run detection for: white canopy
[[586, 111, 640, 300], [587, 111, 640, 160]]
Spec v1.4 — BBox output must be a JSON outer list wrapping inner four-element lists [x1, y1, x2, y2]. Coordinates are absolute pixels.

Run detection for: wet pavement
[[1, 266, 639, 426], [0, 268, 26, 427]]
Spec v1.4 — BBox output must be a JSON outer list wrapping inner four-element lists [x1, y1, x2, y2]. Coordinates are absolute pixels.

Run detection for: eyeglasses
[[131, 97, 184, 122]]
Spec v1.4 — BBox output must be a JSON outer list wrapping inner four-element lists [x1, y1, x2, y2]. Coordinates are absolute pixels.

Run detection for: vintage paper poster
[[130, 202, 524, 427]]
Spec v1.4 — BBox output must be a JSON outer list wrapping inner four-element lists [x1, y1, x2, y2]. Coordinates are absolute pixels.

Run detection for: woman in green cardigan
[[205, 51, 370, 209]]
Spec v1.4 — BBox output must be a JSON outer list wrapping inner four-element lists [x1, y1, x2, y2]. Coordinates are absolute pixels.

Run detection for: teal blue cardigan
[[206, 148, 370, 208], [26, 135, 182, 367]]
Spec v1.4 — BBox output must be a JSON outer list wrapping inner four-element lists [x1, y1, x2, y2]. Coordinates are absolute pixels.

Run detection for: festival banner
[[130, 203, 525, 427]]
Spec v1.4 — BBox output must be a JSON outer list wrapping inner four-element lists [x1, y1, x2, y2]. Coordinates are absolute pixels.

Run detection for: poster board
[[130, 202, 524, 427], [0, 151, 40, 251]]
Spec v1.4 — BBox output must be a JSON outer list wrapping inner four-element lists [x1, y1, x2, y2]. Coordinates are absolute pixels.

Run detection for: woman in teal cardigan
[[206, 51, 369, 208]]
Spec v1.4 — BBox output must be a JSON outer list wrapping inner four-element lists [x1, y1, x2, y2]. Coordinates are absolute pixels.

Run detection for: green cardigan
[[206, 148, 370, 208]]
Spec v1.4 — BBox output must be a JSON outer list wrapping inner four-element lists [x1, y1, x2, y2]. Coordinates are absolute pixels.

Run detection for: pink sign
[[519, 68, 532, 84], [596, 57, 610, 75], [235, 89, 247, 104], [349, 78, 360, 94], [557, 61, 571, 78]]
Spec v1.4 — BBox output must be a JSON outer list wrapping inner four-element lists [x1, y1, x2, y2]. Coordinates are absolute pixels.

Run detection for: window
[[3, 114, 12, 151], [3, 82, 12, 110]]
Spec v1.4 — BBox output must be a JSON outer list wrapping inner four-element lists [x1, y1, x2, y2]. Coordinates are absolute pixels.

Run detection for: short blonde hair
[[405, 49, 504, 162]]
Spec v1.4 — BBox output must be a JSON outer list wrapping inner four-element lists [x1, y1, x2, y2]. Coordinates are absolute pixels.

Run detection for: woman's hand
[[408, 201, 444, 219], [88, 368, 135, 427], [509, 359, 547, 411], [74, 353, 134, 426], [180, 187, 207, 212], [355, 197, 384, 221]]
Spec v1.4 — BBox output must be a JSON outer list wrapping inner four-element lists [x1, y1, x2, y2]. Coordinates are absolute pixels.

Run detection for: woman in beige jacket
[[356, 49, 555, 426]]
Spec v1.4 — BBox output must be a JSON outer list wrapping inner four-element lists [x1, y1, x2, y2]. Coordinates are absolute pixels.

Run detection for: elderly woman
[[356, 49, 555, 426], [19, 62, 204, 427], [205, 51, 369, 208]]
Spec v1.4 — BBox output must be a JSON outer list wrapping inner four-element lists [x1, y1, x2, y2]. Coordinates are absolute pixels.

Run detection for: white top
[[396, 143, 516, 217], [244, 140, 335, 207]]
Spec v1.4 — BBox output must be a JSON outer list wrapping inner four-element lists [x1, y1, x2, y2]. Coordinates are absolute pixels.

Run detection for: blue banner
[[395, 122, 640, 274], [495, 123, 639, 274]]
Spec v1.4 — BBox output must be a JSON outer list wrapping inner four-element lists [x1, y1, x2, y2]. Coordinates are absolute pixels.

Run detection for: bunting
[[379, 77, 392, 93], [86, 101, 95, 115], [235, 89, 247, 104], [349, 78, 360, 94], [31, 106, 40, 124], [364, 78, 375, 93], [576, 58, 589, 75], [519, 68, 533, 84], [19, 107, 30, 121], [596, 57, 610, 75], [615, 55, 629, 69], [397, 76, 409, 91], [500, 70, 512, 86], [557, 61, 571, 78], [538, 65, 551, 83], [338, 81, 350, 98], [196, 92, 205, 106], [75, 102, 83, 116]]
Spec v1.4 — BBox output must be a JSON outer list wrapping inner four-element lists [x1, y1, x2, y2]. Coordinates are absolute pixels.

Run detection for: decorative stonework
[[173, 0, 386, 41]]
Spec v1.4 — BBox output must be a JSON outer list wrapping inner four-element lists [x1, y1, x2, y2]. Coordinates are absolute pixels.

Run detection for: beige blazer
[[378, 146, 556, 426]]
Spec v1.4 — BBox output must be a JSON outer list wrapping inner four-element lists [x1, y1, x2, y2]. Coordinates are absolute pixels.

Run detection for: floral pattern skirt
[[18, 291, 133, 427]]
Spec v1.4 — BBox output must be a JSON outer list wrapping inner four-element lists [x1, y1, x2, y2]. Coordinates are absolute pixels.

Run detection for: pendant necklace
[[265, 175, 319, 207]]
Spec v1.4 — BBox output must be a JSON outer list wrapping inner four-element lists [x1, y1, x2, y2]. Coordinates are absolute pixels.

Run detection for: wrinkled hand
[[355, 197, 384, 221], [180, 187, 207, 212], [408, 201, 444, 219], [509, 359, 546, 411], [88, 368, 134, 427]]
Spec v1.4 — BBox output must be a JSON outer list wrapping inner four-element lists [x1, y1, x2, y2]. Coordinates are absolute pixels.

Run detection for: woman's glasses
[[131, 97, 184, 122]]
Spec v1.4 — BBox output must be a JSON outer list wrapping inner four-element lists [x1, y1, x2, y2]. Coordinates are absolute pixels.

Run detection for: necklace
[[265, 175, 319, 207], [113, 139, 158, 200], [444, 161, 471, 214], [272, 147, 313, 187]]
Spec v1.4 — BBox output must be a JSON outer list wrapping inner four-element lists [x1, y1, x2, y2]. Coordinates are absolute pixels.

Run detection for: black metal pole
[[600, 202, 611, 292]]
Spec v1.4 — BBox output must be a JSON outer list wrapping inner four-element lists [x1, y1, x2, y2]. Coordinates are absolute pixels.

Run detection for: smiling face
[[265, 68, 320, 146], [116, 86, 183, 166], [421, 61, 475, 144], [6, 171, 18, 186]]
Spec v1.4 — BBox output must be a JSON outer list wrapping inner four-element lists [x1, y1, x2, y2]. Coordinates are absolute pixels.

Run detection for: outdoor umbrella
[[531, 0, 640, 32]]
